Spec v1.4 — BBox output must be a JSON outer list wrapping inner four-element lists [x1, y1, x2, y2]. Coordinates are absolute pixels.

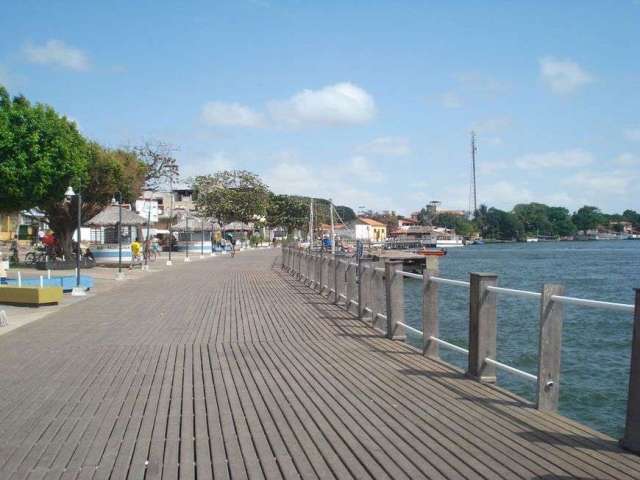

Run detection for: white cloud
[[264, 158, 392, 211], [268, 82, 376, 127], [23, 40, 89, 71], [614, 153, 640, 166], [479, 161, 509, 175], [201, 101, 265, 127], [356, 136, 411, 156], [346, 156, 384, 183], [472, 116, 512, 134], [0, 66, 12, 87], [453, 72, 509, 96], [482, 181, 533, 208], [180, 151, 237, 178], [564, 171, 633, 193], [441, 91, 462, 109], [624, 126, 640, 142], [539, 57, 593, 94], [514, 149, 593, 169]]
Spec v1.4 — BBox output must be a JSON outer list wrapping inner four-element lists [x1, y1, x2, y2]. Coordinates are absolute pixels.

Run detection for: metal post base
[[141, 265, 150, 272], [200, 255, 205, 259], [115, 272, 126, 281], [166, 260, 173, 266], [184, 257, 191, 262], [71, 287, 86, 296]]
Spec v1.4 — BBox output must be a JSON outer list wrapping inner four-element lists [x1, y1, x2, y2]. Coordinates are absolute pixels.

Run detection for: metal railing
[[280, 245, 640, 452]]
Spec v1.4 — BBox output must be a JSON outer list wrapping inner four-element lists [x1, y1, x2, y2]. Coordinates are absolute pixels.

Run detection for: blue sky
[[1, 1, 639, 215]]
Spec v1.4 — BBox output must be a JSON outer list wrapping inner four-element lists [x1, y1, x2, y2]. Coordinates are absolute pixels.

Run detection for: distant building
[[438, 209, 467, 217], [349, 217, 387, 242], [397, 217, 418, 227]]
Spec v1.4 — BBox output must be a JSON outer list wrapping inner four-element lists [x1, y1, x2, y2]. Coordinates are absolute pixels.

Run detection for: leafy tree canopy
[[0, 86, 88, 212], [193, 170, 270, 224], [572, 206, 603, 233]]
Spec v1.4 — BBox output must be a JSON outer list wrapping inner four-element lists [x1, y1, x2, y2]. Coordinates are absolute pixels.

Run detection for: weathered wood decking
[[1, 249, 639, 479]]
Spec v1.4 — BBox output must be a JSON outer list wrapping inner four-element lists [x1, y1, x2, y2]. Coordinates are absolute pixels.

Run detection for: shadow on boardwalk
[[0, 249, 638, 479]]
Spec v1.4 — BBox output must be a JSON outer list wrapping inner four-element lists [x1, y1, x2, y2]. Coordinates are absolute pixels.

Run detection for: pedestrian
[[130, 239, 142, 269]]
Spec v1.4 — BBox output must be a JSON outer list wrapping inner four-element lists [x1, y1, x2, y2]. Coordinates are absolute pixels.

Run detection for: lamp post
[[200, 218, 204, 258], [65, 185, 85, 296], [143, 191, 152, 271], [184, 211, 190, 262], [112, 192, 124, 280], [167, 179, 174, 266]]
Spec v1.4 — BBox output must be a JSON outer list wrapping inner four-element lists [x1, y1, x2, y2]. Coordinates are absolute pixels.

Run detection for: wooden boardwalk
[[1, 249, 639, 479]]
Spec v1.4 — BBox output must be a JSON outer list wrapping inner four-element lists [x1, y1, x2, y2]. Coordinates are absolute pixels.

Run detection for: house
[[397, 217, 418, 227], [349, 217, 387, 242]]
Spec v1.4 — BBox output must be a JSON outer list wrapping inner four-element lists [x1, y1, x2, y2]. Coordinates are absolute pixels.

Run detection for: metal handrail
[[399, 271, 423, 280], [397, 321, 422, 336], [429, 336, 469, 355], [484, 358, 537, 382], [430, 277, 470, 288], [486, 285, 542, 300], [550, 295, 634, 313], [374, 267, 385, 274]]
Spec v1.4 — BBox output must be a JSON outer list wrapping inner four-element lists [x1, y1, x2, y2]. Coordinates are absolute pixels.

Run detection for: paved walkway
[[1, 249, 639, 479]]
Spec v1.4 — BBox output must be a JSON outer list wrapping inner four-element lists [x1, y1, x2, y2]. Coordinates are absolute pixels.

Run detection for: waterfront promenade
[[1, 249, 639, 479]]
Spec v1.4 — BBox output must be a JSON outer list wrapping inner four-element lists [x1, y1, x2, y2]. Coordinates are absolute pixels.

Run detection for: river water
[[401, 240, 640, 438]]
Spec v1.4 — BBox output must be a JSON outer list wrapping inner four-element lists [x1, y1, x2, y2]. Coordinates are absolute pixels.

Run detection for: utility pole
[[329, 199, 335, 255], [471, 131, 478, 216]]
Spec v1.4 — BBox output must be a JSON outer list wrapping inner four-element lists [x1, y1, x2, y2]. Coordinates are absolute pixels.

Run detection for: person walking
[[130, 239, 142, 269]]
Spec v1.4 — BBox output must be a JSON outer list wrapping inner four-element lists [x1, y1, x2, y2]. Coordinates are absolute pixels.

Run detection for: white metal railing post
[[281, 245, 286, 269], [332, 255, 340, 303], [372, 266, 386, 329], [384, 260, 405, 340], [468, 272, 498, 383], [316, 253, 323, 292], [422, 256, 440, 358], [346, 262, 357, 314], [622, 289, 640, 453], [537, 284, 565, 411], [358, 258, 373, 320]]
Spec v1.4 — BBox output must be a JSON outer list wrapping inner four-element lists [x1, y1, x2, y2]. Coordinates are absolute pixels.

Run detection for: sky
[[1, 0, 639, 215]]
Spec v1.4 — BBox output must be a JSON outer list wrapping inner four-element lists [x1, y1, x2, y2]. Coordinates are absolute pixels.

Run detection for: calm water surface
[[402, 240, 640, 438]]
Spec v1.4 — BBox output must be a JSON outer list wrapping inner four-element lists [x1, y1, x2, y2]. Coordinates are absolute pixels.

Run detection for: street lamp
[[112, 192, 124, 280], [184, 211, 190, 262], [200, 218, 204, 258], [65, 185, 85, 296], [167, 179, 174, 266]]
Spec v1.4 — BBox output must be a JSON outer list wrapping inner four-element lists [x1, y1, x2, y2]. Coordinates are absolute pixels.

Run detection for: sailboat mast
[[309, 198, 314, 246], [471, 131, 478, 215], [329, 199, 335, 255]]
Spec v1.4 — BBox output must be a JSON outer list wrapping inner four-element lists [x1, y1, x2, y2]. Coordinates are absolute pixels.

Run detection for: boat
[[436, 234, 464, 248], [416, 248, 447, 257], [526, 237, 539, 243]]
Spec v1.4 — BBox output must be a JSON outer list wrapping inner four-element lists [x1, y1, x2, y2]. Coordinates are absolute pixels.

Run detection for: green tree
[[473, 204, 489, 237], [266, 193, 309, 232], [433, 213, 476, 237], [0, 86, 88, 213], [44, 143, 146, 255], [335, 205, 356, 222], [485, 208, 523, 240], [546, 206, 576, 237], [512, 203, 553, 236], [623, 209, 640, 228], [193, 170, 270, 224], [572, 206, 603, 233]]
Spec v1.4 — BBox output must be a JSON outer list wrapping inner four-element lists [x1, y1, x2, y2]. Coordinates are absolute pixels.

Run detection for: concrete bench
[[0, 286, 63, 306]]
